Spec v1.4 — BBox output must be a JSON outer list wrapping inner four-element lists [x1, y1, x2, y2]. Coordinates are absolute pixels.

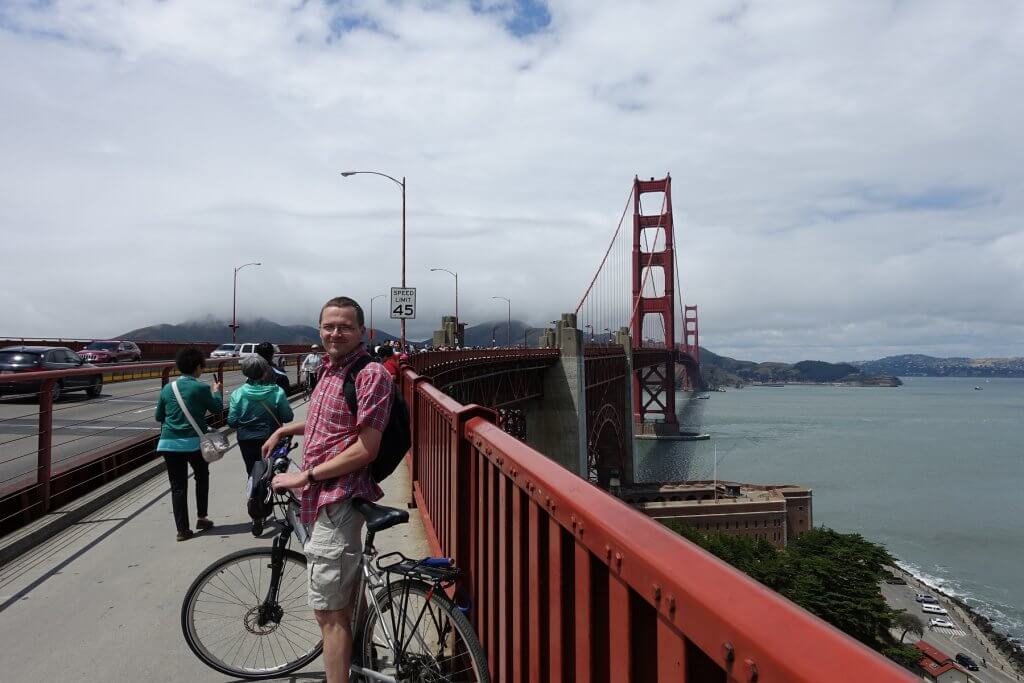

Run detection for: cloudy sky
[[2, 1, 1022, 362]]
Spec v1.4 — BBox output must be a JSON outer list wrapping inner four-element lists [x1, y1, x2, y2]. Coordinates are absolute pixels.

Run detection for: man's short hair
[[176, 347, 205, 375], [319, 296, 365, 327], [255, 342, 275, 363]]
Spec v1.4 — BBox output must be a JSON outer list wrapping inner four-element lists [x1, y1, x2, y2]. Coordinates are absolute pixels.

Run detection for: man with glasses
[[266, 296, 393, 683]]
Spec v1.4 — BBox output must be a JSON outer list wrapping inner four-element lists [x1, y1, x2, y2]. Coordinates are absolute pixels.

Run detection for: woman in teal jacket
[[228, 355, 294, 476], [155, 347, 223, 541]]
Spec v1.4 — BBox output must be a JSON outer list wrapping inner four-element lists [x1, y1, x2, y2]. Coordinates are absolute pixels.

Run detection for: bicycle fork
[[256, 534, 290, 627]]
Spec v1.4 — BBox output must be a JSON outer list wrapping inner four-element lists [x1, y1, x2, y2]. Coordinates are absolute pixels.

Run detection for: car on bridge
[[0, 346, 103, 401], [78, 340, 142, 364], [210, 343, 241, 358]]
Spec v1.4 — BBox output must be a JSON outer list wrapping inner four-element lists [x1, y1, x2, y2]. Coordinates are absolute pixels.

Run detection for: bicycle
[[180, 446, 489, 682]]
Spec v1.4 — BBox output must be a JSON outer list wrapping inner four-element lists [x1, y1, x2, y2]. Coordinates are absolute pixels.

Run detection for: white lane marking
[[132, 407, 155, 414], [931, 625, 967, 637]]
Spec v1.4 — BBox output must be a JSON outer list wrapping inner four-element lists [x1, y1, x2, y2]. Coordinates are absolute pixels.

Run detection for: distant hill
[[118, 317, 399, 345], [851, 354, 1024, 377], [698, 348, 899, 388]]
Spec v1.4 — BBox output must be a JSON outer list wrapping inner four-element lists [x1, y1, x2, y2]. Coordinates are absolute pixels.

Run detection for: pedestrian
[[228, 355, 294, 477], [155, 347, 223, 541], [265, 296, 393, 683], [378, 345, 399, 380], [256, 341, 291, 393], [302, 344, 323, 394]]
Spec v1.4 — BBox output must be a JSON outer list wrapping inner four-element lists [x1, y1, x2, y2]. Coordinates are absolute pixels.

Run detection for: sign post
[[390, 287, 417, 320]]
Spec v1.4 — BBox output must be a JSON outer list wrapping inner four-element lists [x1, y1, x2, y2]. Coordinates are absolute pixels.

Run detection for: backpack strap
[[343, 355, 374, 417]]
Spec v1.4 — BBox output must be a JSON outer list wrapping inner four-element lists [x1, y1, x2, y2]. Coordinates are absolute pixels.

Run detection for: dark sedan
[[0, 346, 103, 402], [79, 340, 142, 364]]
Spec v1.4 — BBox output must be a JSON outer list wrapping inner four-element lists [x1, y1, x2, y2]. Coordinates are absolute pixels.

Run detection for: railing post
[[453, 407, 496, 599], [37, 378, 54, 513], [405, 373, 432, 508], [161, 366, 171, 387]]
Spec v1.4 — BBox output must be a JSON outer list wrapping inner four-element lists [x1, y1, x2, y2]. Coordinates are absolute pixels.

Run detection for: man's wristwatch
[[307, 468, 317, 484]]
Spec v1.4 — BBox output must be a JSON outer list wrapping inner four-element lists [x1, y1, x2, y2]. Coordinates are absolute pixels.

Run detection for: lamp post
[[492, 296, 510, 347], [604, 327, 611, 346], [230, 262, 261, 343], [341, 170, 407, 348], [429, 267, 458, 322], [584, 323, 594, 343], [369, 294, 385, 344], [491, 325, 499, 347]]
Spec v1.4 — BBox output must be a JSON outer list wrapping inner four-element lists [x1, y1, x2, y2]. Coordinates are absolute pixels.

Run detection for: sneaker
[[176, 529, 194, 542], [196, 518, 214, 531]]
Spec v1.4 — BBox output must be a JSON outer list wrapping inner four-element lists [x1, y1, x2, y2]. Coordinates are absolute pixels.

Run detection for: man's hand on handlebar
[[262, 429, 285, 458]]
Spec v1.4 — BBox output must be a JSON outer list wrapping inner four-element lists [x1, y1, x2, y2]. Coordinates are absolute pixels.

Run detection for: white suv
[[238, 343, 281, 358]]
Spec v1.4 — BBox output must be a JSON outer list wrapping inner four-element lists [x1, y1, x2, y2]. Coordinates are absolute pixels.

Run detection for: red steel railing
[[400, 366, 914, 682]]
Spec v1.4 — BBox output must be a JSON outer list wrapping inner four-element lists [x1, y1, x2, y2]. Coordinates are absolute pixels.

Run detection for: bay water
[[635, 377, 1024, 639]]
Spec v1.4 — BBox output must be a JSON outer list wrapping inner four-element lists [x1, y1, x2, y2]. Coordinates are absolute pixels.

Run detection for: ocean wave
[[896, 560, 1024, 637]]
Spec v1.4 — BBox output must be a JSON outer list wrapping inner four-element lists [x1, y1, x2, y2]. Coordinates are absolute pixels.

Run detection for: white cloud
[[1, 1, 1023, 361]]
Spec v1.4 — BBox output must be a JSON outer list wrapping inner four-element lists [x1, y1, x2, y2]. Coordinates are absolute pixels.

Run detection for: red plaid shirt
[[300, 344, 391, 524]]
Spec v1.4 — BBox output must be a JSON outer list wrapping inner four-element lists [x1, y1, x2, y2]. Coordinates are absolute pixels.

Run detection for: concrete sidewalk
[[0, 399, 429, 682]]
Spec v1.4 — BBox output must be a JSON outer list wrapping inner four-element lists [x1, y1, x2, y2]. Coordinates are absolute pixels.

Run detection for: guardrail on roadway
[[399, 364, 915, 682], [0, 354, 306, 534]]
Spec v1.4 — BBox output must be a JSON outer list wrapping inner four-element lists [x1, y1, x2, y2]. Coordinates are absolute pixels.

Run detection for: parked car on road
[[929, 618, 956, 629], [79, 340, 142, 364], [915, 593, 939, 604], [922, 604, 948, 615], [884, 575, 907, 585], [0, 346, 103, 401], [955, 653, 980, 671], [210, 344, 241, 358]]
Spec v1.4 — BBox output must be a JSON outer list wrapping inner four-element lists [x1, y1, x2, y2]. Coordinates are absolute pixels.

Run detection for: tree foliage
[[893, 611, 924, 643], [668, 524, 915, 669]]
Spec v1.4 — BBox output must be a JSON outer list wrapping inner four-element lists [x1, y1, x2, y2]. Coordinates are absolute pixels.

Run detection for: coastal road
[[0, 369, 254, 495], [883, 580, 1022, 682]]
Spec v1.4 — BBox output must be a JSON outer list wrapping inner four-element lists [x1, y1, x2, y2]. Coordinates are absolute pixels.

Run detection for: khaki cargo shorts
[[304, 500, 364, 611]]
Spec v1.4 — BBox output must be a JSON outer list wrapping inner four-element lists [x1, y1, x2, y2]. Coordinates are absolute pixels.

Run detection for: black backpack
[[343, 355, 411, 483]]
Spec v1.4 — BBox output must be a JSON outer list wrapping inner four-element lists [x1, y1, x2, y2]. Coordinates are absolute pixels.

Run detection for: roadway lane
[[0, 369, 256, 495], [882, 579, 1021, 682]]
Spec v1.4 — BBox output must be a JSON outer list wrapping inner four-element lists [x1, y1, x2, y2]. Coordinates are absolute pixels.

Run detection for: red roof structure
[[914, 641, 964, 679]]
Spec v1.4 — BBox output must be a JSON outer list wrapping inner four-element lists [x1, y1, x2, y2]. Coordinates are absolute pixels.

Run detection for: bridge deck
[[0, 399, 429, 682]]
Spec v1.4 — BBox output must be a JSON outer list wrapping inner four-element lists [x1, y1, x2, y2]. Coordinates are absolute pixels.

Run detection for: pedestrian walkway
[[0, 399, 428, 682]]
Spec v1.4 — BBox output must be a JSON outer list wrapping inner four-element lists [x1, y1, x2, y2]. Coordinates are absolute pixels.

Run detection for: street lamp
[[584, 323, 594, 343], [230, 262, 261, 343], [603, 327, 611, 346], [491, 325, 499, 347], [369, 294, 386, 344], [429, 267, 458, 322], [340, 170, 407, 348], [492, 296, 511, 347]]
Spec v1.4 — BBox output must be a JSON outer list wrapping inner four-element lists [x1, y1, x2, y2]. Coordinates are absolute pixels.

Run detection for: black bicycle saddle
[[353, 498, 410, 532]]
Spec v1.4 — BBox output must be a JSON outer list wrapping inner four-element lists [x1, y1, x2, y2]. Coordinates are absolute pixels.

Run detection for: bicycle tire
[[358, 578, 489, 682], [181, 547, 322, 680]]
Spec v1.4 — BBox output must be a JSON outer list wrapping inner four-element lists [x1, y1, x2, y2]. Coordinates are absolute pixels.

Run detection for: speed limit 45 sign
[[390, 287, 417, 319]]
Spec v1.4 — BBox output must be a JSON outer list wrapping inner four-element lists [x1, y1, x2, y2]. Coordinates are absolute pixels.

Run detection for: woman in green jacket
[[155, 347, 223, 541], [228, 355, 293, 476]]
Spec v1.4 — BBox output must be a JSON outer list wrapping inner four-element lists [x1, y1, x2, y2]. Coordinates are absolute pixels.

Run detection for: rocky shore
[[891, 564, 1024, 677]]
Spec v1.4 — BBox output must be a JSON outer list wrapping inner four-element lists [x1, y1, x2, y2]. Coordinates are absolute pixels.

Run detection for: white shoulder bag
[[171, 380, 230, 463]]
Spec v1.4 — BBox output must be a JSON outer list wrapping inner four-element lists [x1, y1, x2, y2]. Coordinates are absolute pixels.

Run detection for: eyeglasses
[[320, 324, 360, 335]]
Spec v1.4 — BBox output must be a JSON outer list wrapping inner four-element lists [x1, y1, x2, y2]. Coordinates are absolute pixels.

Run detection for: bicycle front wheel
[[359, 578, 489, 682], [181, 547, 322, 680]]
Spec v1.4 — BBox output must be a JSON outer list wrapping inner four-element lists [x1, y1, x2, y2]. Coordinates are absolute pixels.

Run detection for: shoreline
[[890, 563, 1024, 676]]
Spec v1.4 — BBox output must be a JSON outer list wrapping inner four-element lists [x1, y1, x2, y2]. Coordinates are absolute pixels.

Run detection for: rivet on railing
[[614, 552, 623, 570], [667, 595, 676, 614], [653, 584, 662, 601], [605, 544, 612, 560], [745, 658, 759, 682], [721, 642, 735, 665], [571, 515, 577, 529]]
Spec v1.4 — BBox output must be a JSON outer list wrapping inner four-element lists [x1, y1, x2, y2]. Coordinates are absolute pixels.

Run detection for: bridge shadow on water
[[633, 393, 709, 483]]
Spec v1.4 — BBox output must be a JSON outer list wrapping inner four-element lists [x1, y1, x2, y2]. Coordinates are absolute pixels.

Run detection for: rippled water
[[634, 377, 1024, 639]]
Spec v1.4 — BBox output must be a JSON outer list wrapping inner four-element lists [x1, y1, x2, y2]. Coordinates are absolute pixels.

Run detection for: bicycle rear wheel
[[181, 547, 322, 680], [359, 578, 489, 682]]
